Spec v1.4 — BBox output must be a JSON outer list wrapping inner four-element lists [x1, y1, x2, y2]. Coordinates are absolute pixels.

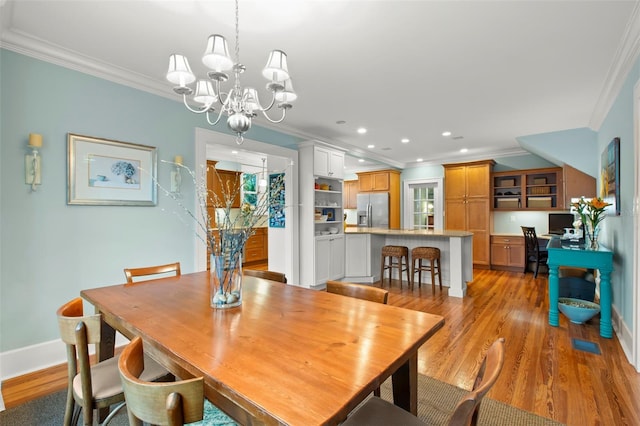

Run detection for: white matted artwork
[[67, 133, 157, 206]]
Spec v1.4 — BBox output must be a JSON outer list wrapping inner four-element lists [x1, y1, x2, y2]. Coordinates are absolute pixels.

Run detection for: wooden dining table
[[81, 272, 444, 425]]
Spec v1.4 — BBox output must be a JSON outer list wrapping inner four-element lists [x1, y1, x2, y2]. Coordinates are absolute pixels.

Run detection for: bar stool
[[411, 246, 442, 291], [380, 245, 410, 288]]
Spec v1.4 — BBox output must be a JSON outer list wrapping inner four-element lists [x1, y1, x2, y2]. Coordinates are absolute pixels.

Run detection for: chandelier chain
[[234, 0, 240, 64]]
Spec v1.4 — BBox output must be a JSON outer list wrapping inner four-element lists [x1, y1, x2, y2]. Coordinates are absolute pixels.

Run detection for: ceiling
[[2, 1, 638, 173]]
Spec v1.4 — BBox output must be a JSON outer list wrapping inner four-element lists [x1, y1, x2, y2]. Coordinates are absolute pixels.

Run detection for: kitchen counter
[[344, 228, 473, 297], [345, 228, 472, 237]]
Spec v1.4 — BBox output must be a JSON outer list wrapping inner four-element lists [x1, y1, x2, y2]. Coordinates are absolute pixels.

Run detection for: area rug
[[0, 374, 563, 425]]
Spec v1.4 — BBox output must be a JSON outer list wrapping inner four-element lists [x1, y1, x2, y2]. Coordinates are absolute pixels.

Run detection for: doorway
[[194, 128, 300, 284], [403, 178, 443, 230]]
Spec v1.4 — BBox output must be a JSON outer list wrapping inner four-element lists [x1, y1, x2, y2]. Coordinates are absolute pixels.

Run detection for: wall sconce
[[25, 133, 42, 191], [171, 155, 183, 195]]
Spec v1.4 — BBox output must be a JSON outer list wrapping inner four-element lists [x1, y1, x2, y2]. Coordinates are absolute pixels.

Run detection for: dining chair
[[326, 280, 389, 304], [341, 337, 506, 426], [119, 336, 204, 426], [124, 262, 181, 284], [326, 280, 388, 397], [244, 269, 287, 283], [57, 298, 170, 426], [521, 226, 548, 278]]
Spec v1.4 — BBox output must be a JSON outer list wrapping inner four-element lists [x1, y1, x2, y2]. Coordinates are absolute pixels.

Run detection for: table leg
[[391, 353, 418, 415], [599, 270, 613, 338], [548, 264, 559, 326]]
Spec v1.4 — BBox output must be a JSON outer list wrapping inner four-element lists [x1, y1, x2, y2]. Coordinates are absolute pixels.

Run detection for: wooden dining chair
[[341, 337, 506, 426], [326, 280, 389, 304], [326, 280, 389, 397], [124, 262, 181, 284], [57, 298, 170, 426], [244, 269, 287, 283], [119, 336, 204, 426]]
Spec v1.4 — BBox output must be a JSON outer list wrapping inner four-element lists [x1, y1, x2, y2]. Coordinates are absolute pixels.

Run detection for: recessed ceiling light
[[231, 150, 238, 154], [442, 131, 451, 137], [336, 120, 346, 125], [401, 138, 410, 143], [460, 148, 468, 153], [358, 159, 365, 163], [357, 127, 367, 134], [367, 144, 375, 149], [416, 158, 423, 162]]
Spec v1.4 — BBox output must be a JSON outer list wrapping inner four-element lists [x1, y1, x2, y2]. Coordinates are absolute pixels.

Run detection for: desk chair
[[244, 269, 287, 283], [119, 336, 204, 426], [521, 227, 548, 278], [57, 298, 169, 426], [124, 262, 181, 284], [327, 280, 388, 396], [342, 338, 506, 426]]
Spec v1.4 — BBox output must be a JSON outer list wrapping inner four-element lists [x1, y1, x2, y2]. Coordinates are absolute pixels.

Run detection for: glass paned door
[[412, 185, 436, 229]]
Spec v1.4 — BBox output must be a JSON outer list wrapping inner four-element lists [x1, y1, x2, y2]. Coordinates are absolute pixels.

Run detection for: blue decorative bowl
[[558, 297, 600, 324]]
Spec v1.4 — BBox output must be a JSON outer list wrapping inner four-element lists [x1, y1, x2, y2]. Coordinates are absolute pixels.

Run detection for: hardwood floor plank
[[2, 269, 639, 426]]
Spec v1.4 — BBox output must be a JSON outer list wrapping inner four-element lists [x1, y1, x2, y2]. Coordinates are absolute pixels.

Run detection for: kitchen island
[[344, 228, 474, 297]]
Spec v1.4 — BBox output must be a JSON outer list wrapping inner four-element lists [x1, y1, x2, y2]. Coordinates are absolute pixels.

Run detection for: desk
[[546, 238, 614, 338], [81, 272, 444, 425]]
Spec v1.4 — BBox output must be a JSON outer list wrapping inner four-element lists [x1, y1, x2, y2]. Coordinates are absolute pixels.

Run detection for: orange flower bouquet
[[571, 197, 612, 249]]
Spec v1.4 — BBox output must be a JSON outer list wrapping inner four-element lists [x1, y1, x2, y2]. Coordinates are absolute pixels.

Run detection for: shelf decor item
[[571, 196, 612, 250], [158, 162, 285, 309]]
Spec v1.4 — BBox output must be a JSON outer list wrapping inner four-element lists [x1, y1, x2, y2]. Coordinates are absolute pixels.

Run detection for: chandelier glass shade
[[166, 0, 296, 144]]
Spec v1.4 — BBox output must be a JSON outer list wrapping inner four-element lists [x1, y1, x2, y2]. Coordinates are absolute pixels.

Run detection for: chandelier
[[165, 0, 297, 144]]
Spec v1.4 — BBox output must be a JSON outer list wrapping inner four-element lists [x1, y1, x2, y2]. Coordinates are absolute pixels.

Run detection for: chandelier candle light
[[166, 0, 297, 144]]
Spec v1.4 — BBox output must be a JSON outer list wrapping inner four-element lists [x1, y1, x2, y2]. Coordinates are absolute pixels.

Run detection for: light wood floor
[[3, 268, 639, 425]]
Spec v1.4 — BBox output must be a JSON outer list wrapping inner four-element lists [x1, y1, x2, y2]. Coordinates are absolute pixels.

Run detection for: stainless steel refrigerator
[[357, 193, 390, 228]]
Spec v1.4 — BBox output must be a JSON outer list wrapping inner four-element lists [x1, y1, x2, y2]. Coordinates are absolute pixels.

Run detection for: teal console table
[[547, 238, 614, 338]]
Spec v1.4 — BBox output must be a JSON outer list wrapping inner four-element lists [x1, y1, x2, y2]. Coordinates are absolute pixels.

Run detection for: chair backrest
[[244, 269, 287, 283], [521, 226, 540, 255], [56, 297, 104, 417], [326, 280, 389, 304], [124, 262, 181, 284], [448, 337, 506, 426], [119, 336, 204, 426]]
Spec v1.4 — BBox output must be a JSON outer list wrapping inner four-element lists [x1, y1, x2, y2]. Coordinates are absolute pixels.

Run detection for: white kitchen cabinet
[[315, 235, 345, 286], [299, 142, 347, 289], [314, 146, 344, 179]]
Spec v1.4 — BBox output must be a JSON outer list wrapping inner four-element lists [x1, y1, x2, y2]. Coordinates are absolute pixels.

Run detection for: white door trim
[[403, 178, 444, 230]]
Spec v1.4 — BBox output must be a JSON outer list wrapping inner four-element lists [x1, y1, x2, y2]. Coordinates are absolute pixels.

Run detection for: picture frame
[[67, 134, 157, 206], [600, 137, 620, 215], [269, 173, 285, 228]]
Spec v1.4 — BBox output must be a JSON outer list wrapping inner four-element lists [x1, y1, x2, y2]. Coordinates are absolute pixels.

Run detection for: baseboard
[[0, 333, 130, 382], [611, 304, 636, 369]]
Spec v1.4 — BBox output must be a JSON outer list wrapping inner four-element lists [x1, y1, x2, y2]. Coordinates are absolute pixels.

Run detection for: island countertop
[[345, 227, 473, 237]]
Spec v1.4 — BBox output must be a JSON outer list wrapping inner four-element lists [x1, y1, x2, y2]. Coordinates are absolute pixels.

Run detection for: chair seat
[[73, 353, 169, 400], [342, 396, 424, 425]]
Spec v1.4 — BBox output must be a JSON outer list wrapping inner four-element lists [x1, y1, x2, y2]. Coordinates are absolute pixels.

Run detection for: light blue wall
[[595, 57, 640, 327], [0, 49, 301, 352]]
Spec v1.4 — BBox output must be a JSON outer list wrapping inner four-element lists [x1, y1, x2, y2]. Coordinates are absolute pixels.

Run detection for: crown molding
[[590, 2, 640, 130]]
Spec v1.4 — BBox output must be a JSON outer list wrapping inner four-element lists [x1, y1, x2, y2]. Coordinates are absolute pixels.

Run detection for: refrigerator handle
[[368, 203, 372, 227]]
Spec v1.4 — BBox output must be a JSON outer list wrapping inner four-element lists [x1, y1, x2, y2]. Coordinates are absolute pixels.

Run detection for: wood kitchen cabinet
[[244, 227, 268, 265], [207, 161, 241, 210], [490, 235, 525, 271], [444, 160, 494, 267], [356, 170, 401, 229], [343, 180, 358, 209]]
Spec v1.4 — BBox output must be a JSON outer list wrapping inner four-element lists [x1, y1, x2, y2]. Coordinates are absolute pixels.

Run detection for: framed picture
[[67, 134, 157, 206], [269, 173, 285, 228], [242, 173, 258, 206], [600, 137, 620, 215]]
